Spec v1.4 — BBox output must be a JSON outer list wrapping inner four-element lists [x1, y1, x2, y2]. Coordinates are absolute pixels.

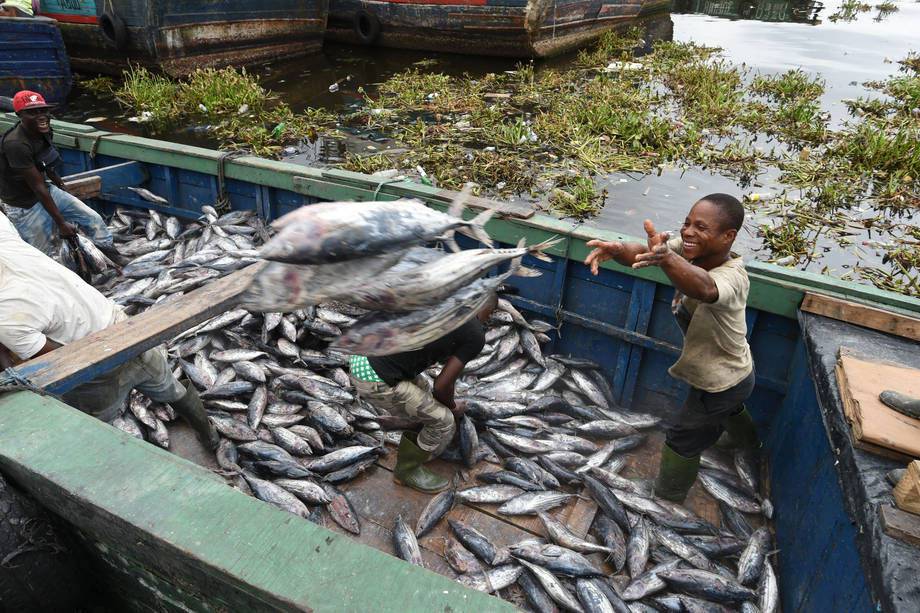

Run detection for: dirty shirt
[[0, 212, 123, 360], [0, 123, 61, 208], [666, 236, 753, 392]]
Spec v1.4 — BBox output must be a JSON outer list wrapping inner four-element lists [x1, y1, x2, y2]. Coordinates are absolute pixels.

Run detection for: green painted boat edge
[[0, 390, 513, 612], [4, 114, 917, 318]]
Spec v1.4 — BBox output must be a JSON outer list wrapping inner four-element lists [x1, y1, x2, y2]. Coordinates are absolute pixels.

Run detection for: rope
[[372, 177, 402, 201], [88, 132, 105, 160], [0, 368, 54, 397], [552, 219, 585, 337], [215, 150, 246, 214]]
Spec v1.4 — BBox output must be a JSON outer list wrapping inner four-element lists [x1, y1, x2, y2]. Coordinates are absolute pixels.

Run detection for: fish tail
[[527, 236, 564, 262], [447, 183, 474, 219], [444, 235, 462, 253], [456, 207, 495, 247]]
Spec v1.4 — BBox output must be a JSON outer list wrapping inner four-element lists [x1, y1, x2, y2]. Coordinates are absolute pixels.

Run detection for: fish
[[517, 565, 559, 613], [415, 488, 455, 538], [241, 473, 309, 518], [538, 512, 613, 555], [322, 483, 361, 535], [657, 568, 757, 604], [458, 564, 523, 594], [476, 470, 543, 491], [699, 471, 762, 514], [621, 559, 682, 601], [331, 272, 510, 356], [759, 560, 779, 613], [510, 542, 603, 578], [575, 578, 615, 613], [274, 478, 332, 504], [393, 515, 424, 567], [498, 491, 574, 515], [448, 519, 505, 566], [459, 414, 479, 468], [626, 514, 651, 579], [445, 538, 483, 575], [737, 526, 771, 586], [516, 559, 584, 613], [127, 186, 170, 204], [271, 427, 312, 456], [651, 524, 712, 571], [592, 513, 627, 572], [584, 475, 630, 531], [457, 485, 525, 504], [349, 238, 556, 311], [304, 446, 377, 474], [505, 456, 561, 489], [260, 198, 494, 264]]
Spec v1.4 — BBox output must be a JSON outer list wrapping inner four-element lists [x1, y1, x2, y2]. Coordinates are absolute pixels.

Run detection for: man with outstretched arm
[[0, 211, 218, 450], [0, 91, 113, 259], [584, 193, 758, 503], [349, 296, 497, 494]]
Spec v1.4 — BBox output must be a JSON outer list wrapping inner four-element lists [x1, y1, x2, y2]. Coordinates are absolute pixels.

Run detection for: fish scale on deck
[[84, 197, 779, 612]]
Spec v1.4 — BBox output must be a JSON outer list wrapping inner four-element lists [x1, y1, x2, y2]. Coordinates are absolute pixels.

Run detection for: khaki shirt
[[666, 236, 753, 392]]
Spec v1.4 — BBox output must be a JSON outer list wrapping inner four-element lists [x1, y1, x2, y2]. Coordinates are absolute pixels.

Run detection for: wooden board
[[802, 293, 920, 342], [836, 349, 920, 460], [13, 263, 264, 394], [880, 504, 920, 548], [63, 175, 102, 200], [894, 460, 920, 515]]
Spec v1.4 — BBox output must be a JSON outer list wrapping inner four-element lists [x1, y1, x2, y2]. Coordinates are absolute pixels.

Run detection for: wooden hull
[[40, 0, 329, 77], [0, 113, 917, 611], [0, 16, 72, 103], [326, 0, 673, 57]]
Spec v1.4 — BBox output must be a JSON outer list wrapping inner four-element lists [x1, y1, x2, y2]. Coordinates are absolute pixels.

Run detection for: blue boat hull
[[0, 16, 72, 104], [41, 0, 328, 76]]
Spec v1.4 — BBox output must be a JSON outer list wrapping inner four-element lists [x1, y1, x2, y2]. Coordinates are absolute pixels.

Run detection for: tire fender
[[99, 10, 128, 50], [353, 9, 381, 45]]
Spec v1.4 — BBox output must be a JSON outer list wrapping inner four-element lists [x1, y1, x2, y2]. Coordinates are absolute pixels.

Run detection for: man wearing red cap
[[0, 90, 114, 259]]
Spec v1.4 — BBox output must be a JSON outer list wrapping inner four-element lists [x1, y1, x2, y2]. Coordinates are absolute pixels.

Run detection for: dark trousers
[[666, 368, 756, 457]]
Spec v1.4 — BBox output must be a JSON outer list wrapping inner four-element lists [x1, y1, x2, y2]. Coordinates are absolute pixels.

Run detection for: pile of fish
[[88, 203, 779, 613]]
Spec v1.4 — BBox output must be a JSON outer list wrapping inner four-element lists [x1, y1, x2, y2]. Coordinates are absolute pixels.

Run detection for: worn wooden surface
[[0, 392, 514, 612], [802, 293, 920, 342], [894, 461, 920, 515], [13, 263, 264, 394], [880, 504, 920, 547], [836, 350, 920, 461], [63, 175, 101, 200]]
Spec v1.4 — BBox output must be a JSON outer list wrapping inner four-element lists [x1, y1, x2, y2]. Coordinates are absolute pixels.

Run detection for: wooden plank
[[0, 391, 514, 612], [880, 504, 920, 547], [802, 292, 920, 341], [63, 175, 101, 200], [11, 263, 265, 394], [894, 461, 920, 515]]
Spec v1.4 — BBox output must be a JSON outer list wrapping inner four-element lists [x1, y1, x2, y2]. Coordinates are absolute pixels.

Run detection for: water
[[57, 0, 919, 283]]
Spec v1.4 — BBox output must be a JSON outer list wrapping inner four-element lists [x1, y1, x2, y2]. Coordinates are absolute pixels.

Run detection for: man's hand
[[57, 221, 77, 239], [632, 220, 672, 269], [449, 399, 467, 419], [584, 240, 625, 275]]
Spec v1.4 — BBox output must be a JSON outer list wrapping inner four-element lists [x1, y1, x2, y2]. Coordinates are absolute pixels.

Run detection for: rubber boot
[[654, 444, 700, 503], [722, 407, 759, 450], [170, 383, 220, 451], [393, 432, 449, 494], [879, 390, 920, 419]]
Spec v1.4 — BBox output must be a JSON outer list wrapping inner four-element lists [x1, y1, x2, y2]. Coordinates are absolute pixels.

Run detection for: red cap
[[12, 91, 54, 113]]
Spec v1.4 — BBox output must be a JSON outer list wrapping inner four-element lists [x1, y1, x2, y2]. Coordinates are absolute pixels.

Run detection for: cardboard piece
[[836, 348, 920, 460]]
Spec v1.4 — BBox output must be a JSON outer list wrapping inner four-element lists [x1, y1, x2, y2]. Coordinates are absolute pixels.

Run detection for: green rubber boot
[[722, 407, 759, 450], [654, 444, 700, 503], [170, 383, 220, 451], [393, 432, 449, 494]]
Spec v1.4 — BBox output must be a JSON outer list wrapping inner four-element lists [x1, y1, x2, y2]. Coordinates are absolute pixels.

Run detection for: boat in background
[[0, 15, 72, 104], [325, 0, 672, 58], [38, 0, 329, 77]]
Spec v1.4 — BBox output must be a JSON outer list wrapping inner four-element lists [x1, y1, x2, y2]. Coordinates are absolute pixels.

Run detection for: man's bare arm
[[432, 356, 466, 415], [19, 165, 76, 238]]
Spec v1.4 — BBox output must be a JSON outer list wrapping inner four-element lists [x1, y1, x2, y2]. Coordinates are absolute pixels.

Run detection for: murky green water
[[59, 0, 919, 282]]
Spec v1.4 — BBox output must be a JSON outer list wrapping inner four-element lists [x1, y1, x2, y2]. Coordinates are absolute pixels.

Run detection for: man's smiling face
[[680, 199, 734, 261], [19, 107, 51, 134]]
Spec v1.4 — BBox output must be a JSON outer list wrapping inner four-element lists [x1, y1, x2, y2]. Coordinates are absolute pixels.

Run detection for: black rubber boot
[[721, 407, 759, 450], [654, 444, 700, 503], [393, 432, 449, 494], [170, 384, 219, 451]]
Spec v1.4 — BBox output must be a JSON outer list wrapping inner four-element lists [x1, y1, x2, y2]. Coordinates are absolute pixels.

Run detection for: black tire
[[353, 9, 381, 45], [0, 473, 86, 612], [99, 10, 128, 50]]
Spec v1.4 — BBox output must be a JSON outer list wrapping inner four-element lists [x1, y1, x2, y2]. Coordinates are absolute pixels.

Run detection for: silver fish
[[261, 198, 493, 264], [393, 515, 424, 567], [458, 564, 523, 594], [516, 559, 583, 613], [498, 491, 574, 515]]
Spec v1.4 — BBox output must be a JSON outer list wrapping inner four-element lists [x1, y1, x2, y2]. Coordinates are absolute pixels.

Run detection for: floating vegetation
[[79, 75, 115, 96], [104, 34, 919, 295], [113, 66, 337, 156], [829, 0, 871, 22]]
